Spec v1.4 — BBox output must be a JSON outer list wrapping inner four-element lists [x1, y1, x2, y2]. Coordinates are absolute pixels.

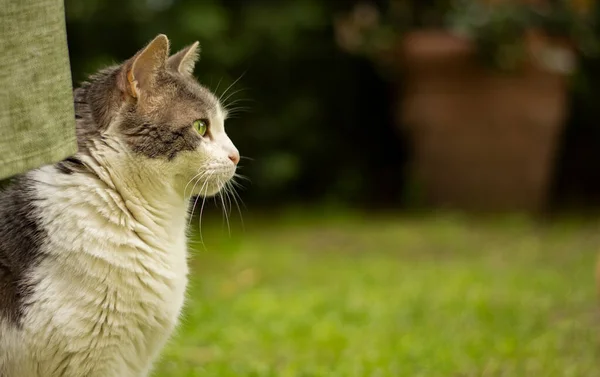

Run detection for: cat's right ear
[[119, 34, 170, 100], [167, 41, 200, 76]]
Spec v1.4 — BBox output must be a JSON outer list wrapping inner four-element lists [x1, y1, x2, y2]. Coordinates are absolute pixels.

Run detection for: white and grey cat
[[0, 34, 239, 377]]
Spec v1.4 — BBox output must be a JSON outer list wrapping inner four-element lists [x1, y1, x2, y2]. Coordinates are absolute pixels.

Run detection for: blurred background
[[63, 1, 600, 375], [64, 0, 600, 215]]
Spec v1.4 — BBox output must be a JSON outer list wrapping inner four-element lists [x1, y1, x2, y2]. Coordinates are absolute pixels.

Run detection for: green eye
[[193, 119, 209, 136]]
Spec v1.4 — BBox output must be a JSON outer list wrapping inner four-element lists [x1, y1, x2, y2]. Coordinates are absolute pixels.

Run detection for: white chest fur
[[8, 166, 190, 377]]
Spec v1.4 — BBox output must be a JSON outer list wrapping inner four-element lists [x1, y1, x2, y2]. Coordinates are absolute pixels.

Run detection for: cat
[[0, 34, 239, 377]]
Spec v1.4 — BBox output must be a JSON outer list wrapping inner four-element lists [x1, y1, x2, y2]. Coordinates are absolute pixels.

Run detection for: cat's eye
[[192, 119, 209, 136]]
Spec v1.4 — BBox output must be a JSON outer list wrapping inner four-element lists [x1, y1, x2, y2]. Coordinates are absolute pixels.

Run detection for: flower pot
[[397, 30, 572, 213]]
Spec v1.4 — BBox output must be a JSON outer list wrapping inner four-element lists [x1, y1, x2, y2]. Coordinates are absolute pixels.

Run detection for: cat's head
[[79, 34, 239, 198]]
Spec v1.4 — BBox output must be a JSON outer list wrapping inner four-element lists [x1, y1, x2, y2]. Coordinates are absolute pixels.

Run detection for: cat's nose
[[228, 151, 240, 165]]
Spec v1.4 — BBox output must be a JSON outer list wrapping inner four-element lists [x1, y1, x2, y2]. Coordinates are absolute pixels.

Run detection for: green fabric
[[0, 0, 77, 180]]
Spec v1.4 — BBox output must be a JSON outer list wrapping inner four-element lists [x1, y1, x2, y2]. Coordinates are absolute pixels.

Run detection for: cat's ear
[[120, 34, 170, 99], [167, 42, 200, 76]]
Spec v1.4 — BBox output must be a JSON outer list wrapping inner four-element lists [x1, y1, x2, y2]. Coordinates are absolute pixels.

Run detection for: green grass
[[153, 212, 599, 376]]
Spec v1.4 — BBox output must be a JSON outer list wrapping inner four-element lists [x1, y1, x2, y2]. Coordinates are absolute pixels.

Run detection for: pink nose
[[229, 151, 240, 165]]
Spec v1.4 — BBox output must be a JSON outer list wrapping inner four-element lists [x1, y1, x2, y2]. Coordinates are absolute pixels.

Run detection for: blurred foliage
[[64, 0, 600, 209], [335, 0, 598, 72], [65, 0, 408, 208], [447, 0, 598, 71]]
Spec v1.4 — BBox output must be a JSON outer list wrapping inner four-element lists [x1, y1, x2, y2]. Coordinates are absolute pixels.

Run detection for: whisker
[[196, 171, 215, 249], [224, 98, 254, 108], [183, 171, 205, 199], [188, 174, 209, 227], [214, 77, 223, 96], [217, 178, 231, 236], [230, 181, 246, 191], [233, 173, 251, 183], [227, 180, 246, 230], [186, 172, 208, 215], [219, 71, 247, 104], [230, 178, 248, 209], [222, 88, 247, 108], [225, 182, 234, 218], [221, 182, 230, 217], [225, 106, 252, 114], [224, 183, 236, 229], [225, 107, 252, 115]]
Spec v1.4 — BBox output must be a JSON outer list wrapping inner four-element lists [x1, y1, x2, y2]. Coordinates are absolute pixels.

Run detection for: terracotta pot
[[396, 31, 572, 212]]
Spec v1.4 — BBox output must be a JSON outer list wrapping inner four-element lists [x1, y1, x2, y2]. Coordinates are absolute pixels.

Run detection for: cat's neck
[[75, 142, 190, 243]]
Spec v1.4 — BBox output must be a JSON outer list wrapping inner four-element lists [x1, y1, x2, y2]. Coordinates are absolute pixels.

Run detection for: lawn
[[153, 211, 599, 377]]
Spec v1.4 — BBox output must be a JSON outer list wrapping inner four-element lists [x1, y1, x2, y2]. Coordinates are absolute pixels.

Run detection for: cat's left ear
[[120, 34, 170, 99], [167, 42, 200, 76]]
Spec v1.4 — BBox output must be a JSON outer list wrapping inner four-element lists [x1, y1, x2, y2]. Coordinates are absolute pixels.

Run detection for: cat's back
[[0, 175, 48, 377], [0, 176, 45, 326]]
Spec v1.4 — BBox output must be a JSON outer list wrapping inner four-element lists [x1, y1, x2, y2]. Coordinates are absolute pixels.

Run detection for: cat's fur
[[0, 34, 239, 377]]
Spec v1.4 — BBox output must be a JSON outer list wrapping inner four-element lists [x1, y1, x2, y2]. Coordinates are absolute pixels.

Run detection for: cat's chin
[[189, 179, 230, 198], [197, 185, 223, 198]]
